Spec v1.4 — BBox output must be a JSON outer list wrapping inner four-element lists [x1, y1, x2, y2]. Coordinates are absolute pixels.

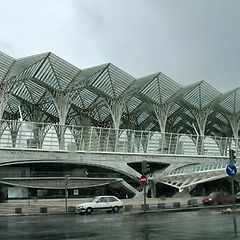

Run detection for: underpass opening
[[0, 162, 139, 201], [155, 183, 178, 198], [190, 178, 239, 197], [127, 162, 169, 175]]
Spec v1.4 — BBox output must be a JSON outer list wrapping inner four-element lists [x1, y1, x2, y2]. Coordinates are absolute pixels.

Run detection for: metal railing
[[161, 162, 230, 176], [0, 119, 238, 157]]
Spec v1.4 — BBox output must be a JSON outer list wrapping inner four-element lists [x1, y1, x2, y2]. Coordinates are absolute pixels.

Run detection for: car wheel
[[85, 207, 93, 215], [112, 206, 119, 213]]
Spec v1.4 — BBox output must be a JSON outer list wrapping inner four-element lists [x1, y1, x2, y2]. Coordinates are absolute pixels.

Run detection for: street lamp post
[[65, 175, 70, 212]]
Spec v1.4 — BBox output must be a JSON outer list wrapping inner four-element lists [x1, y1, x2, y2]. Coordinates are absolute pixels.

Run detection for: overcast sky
[[0, 0, 240, 92]]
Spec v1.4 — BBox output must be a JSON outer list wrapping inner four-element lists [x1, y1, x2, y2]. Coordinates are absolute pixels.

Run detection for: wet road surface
[[0, 209, 240, 240]]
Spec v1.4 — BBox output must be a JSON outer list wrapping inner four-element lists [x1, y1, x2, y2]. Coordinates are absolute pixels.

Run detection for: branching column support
[[191, 108, 212, 155], [75, 116, 91, 150], [215, 125, 232, 156], [122, 115, 135, 152], [141, 132, 151, 153], [30, 122, 51, 149], [106, 98, 125, 129], [0, 83, 8, 120], [105, 98, 125, 152], [71, 126, 88, 151], [134, 131, 141, 153], [216, 139, 229, 156], [193, 109, 211, 136], [7, 120, 21, 148], [134, 131, 152, 153], [21, 104, 48, 148], [154, 103, 172, 153], [227, 115, 240, 151], [49, 90, 72, 149], [153, 103, 171, 133]]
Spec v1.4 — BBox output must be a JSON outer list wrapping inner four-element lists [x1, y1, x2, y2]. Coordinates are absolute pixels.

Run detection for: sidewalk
[[0, 196, 204, 216]]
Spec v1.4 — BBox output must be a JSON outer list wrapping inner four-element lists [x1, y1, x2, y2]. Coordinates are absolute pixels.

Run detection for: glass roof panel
[[140, 73, 181, 103], [12, 82, 33, 102], [168, 103, 181, 116], [9, 53, 49, 79], [91, 64, 134, 98], [42, 102, 58, 118], [24, 79, 47, 103], [145, 123, 155, 131], [125, 96, 142, 113], [91, 68, 114, 96], [182, 81, 220, 109], [5, 95, 21, 113], [158, 73, 181, 102], [212, 123, 224, 133], [0, 52, 14, 81], [48, 54, 80, 90], [76, 64, 108, 89], [72, 89, 98, 109], [108, 64, 134, 97], [173, 116, 182, 125], [1, 51, 240, 138], [136, 112, 150, 125], [214, 113, 228, 124], [34, 58, 58, 88], [92, 105, 110, 122], [219, 88, 240, 114]]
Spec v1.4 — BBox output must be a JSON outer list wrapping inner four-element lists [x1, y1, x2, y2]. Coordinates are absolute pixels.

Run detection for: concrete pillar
[[150, 181, 157, 198]]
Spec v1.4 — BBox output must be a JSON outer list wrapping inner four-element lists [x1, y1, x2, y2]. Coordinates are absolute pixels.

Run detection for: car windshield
[[90, 197, 99, 203], [208, 192, 218, 197]]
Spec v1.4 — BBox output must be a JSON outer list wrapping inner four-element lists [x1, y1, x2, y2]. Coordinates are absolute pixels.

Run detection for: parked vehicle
[[76, 196, 123, 214], [202, 191, 234, 205]]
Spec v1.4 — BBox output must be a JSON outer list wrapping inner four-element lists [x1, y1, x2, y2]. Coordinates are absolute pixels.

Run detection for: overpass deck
[[0, 120, 238, 195]]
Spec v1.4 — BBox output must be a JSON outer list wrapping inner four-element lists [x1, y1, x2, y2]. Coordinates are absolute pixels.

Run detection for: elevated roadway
[[0, 147, 233, 196]]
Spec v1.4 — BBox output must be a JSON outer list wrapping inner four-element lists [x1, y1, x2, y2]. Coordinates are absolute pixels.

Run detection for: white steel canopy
[[0, 51, 239, 139]]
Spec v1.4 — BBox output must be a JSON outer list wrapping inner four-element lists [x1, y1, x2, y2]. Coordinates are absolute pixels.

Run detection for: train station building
[[0, 51, 239, 201]]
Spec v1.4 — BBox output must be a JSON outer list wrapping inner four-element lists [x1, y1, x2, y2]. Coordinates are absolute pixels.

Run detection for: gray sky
[[0, 0, 240, 92]]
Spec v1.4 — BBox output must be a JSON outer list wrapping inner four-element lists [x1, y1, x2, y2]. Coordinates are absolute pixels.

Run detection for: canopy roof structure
[[0, 51, 240, 137]]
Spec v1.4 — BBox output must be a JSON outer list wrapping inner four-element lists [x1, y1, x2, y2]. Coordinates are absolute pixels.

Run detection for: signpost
[[140, 175, 147, 185], [141, 175, 147, 212], [226, 164, 237, 177], [226, 149, 237, 236], [226, 163, 237, 209], [226, 150, 237, 203], [141, 161, 151, 212]]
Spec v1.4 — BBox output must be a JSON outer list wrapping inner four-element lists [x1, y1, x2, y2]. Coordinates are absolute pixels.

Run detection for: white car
[[76, 196, 123, 214]]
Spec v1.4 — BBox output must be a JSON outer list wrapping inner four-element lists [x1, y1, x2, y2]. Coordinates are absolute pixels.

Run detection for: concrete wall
[[0, 148, 228, 181]]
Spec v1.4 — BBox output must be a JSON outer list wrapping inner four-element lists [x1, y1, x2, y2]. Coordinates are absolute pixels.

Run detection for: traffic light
[[141, 161, 150, 175], [229, 149, 236, 164]]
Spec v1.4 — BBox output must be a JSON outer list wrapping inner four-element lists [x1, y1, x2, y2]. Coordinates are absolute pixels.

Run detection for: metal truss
[[0, 51, 240, 141]]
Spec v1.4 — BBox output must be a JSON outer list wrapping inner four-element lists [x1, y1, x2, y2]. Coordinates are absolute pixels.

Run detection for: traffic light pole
[[229, 149, 237, 210], [231, 176, 236, 209], [143, 183, 147, 212], [65, 175, 69, 212], [141, 161, 150, 212], [231, 176, 237, 237]]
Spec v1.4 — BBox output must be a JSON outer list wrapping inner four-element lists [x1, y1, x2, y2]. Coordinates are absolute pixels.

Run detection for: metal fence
[[0, 120, 238, 157]]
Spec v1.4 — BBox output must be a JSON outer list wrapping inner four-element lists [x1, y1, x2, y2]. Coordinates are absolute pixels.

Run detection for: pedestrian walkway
[[0, 196, 204, 216]]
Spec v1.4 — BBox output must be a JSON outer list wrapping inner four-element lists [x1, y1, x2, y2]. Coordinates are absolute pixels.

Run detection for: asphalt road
[[0, 209, 239, 240]]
